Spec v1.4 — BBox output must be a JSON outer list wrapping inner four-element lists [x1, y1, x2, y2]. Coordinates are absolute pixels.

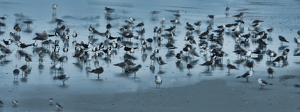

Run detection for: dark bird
[[267, 27, 273, 33], [3, 39, 12, 47], [33, 31, 54, 41], [56, 102, 63, 110], [106, 23, 112, 30], [25, 55, 32, 64], [125, 64, 142, 76], [13, 67, 20, 79], [267, 67, 274, 78], [236, 70, 253, 82], [89, 67, 104, 79], [157, 57, 167, 69], [121, 46, 137, 53], [278, 35, 289, 44], [282, 48, 290, 56], [57, 74, 70, 85], [105, 7, 114, 13], [227, 59, 237, 74], [258, 78, 272, 89], [208, 15, 214, 20], [273, 56, 283, 63], [176, 51, 183, 60], [187, 63, 193, 72], [19, 42, 33, 50]]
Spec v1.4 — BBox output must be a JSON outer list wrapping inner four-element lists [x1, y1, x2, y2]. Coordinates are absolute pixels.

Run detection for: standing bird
[[3, 39, 12, 47], [0, 99, 3, 106], [72, 31, 77, 41], [236, 70, 253, 82], [13, 67, 20, 79], [278, 35, 289, 44], [157, 57, 167, 69], [12, 100, 18, 106], [267, 67, 274, 78], [56, 102, 63, 110], [258, 78, 273, 89], [25, 55, 32, 65], [49, 98, 53, 104], [53, 4, 57, 13], [57, 74, 70, 85], [154, 47, 159, 54], [225, 7, 230, 16], [176, 51, 183, 60], [89, 67, 104, 79], [227, 59, 237, 74], [187, 63, 193, 73], [155, 75, 162, 89]]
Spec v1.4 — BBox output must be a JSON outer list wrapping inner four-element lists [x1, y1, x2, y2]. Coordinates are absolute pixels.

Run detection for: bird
[[258, 78, 272, 89], [121, 46, 137, 53], [33, 31, 53, 41], [0, 14, 7, 22], [294, 37, 300, 44], [125, 64, 142, 76], [105, 7, 114, 13], [227, 59, 237, 74], [72, 31, 77, 41], [52, 4, 57, 12], [33, 40, 38, 47], [63, 46, 68, 54], [208, 15, 214, 20], [154, 47, 159, 54], [3, 39, 12, 47], [273, 56, 283, 64], [282, 48, 290, 56], [157, 57, 167, 69], [57, 74, 70, 85], [13, 67, 20, 79], [236, 70, 253, 82], [187, 63, 193, 73], [12, 100, 18, 106], [267, 68, 274, 78], [19, 42, 33, 50], [56, 102, 63, 110], [49, 98, 53, 104], [0, 99, 3, 106], [176, 51, 183, 60], [25, 55, 32, 64], [278, 35, 289, 44], [89, 67, 104, 79], [155, 75, 162, 89]]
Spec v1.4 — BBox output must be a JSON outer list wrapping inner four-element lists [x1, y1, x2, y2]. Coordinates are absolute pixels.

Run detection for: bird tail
[[236, 76, 241, 79], [294, 84, 300, 87], [269, 83, 273, 85]]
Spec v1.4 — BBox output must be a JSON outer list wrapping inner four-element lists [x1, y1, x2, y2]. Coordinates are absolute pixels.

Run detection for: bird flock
[[1, 3, 300, 110]]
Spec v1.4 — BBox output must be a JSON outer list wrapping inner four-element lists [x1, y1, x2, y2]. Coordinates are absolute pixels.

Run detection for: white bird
[[49, 98, 53, 104], [155, 75, 162, 89], [258, 78, 272, 89], [12, 100, 18, 105], [52, 4, 57, 12], [245, 50, 251, 59]]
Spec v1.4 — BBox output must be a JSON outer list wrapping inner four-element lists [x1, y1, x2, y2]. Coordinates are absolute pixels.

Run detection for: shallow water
[[0, 0, 300, 111]]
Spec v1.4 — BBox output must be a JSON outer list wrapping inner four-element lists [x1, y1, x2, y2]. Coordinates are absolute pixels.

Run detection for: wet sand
[[1, 78, 300, 112]]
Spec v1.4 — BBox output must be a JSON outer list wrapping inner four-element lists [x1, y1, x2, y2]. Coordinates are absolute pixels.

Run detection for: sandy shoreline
[[1, 78, 300, 112]]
